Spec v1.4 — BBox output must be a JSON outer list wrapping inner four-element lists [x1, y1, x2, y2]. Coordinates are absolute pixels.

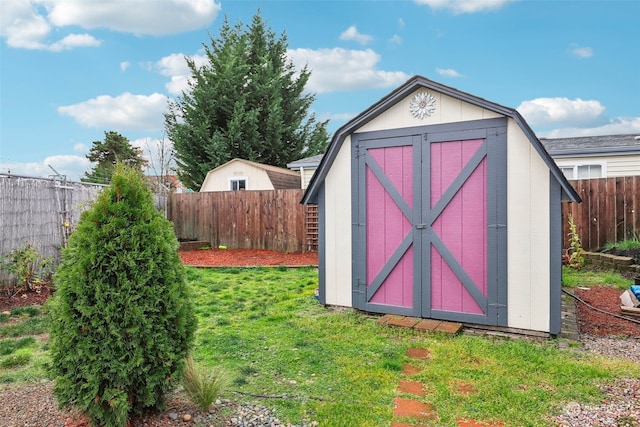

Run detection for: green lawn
[[1, 266, 639, 426]]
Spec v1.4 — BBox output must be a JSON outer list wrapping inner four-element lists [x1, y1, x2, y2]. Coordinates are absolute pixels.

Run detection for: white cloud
[[58, 92, 169, 131], [0, 155, 91, 181], [1, 0, 52, 49], [48, 33, 101, 51], [156, 52, 208, 95], [517, 97, 606, 128], [436, 67, 463, 78], [287, 47, 410, 94], [569, 44, 593, 59], [539, 117, 640, 138], [47, 0, 221, 36], [389, 34, 403, 45], [398, 18, 405, 29], [339, 25, 373, 45], [120, 61, 130, 72], [415, 0, 513, 13], [1, 0, 221, 51]]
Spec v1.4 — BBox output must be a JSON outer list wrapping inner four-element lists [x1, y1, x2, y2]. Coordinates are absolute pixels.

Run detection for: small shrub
[[0, 243, 54, 296], [566, 214, 585, 269], [181, 355, 228, 412], [49, 165, 196, 427]]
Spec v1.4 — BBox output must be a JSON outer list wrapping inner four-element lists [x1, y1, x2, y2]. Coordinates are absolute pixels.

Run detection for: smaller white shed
[[200, 158, 301, 192], [302, 76, 581, 335]]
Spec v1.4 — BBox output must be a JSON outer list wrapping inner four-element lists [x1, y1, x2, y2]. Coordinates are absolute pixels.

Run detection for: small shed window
[[557, 162, 605, 180], [229, 178, 247, 190]]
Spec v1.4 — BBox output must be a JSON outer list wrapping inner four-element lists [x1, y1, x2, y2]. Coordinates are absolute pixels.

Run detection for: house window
[[229, 178, 247, 190], [557, 162, 605, 180]]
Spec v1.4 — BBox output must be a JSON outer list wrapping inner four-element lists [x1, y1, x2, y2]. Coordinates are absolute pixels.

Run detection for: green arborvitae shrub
[[48, 165, 196, 427]]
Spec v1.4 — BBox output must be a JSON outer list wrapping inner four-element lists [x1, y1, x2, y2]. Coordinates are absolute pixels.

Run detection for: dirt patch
[[178, 248, 318, 267], [0, 287, 52, 312], [574, 286, 640, 338]]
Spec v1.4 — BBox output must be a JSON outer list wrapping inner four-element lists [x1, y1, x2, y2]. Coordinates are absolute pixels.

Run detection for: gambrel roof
[[302, 75, 581, 204]]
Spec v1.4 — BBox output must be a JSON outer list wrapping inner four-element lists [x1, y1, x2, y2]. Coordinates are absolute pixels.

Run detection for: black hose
[[562, 288, 640, 326]]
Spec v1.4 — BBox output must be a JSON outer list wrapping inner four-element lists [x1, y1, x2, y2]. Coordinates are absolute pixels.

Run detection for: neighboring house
[[147, 175, 188, 194], [286, 154, 324, 189], [540, 134, 640, 179], [302, 75, 580, 336], [200, 158, 301, 192]]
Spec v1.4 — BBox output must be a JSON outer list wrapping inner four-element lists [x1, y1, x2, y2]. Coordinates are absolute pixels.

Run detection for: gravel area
[[0, 382, 321, 427]]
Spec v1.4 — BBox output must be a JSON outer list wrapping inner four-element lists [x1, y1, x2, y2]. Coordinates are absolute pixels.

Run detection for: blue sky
[[1, 0, 639, 181]]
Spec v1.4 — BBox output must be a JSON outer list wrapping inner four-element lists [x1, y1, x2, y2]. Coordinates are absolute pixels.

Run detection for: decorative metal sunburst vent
[[409, 91, 437, 119]]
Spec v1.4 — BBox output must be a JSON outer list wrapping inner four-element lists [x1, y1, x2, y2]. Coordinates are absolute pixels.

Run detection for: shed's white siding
[[323, 138, 352, 306], [507, 121, 551, 332], [357, 90, 501, 133], [200, 160, 274, 192]]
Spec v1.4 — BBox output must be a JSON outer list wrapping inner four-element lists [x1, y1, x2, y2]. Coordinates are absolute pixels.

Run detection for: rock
[[182, 413, 192, 422], [564, 401, 581, 416], [168, 412, 178, 420]]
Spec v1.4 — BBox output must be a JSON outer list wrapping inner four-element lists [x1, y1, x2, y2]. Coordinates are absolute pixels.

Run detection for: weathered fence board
[[563, 176, 640, 251], [167, 189, 314, 252], [0, 174, 105, 266], [1, 174, 167, 268]]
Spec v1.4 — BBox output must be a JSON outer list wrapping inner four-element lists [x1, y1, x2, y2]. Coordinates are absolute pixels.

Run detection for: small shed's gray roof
[[302, 75, 581, 204], [540, 134, 640, 158], [286, 154, 324, 170]]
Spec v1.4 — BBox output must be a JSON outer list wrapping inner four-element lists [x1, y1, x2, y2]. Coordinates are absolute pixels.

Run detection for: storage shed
[[302, 76, 581, 335], [200, 158, 300, 192]]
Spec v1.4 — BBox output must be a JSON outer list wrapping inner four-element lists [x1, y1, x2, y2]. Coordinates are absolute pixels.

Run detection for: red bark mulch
[[178, 248, 318, 267], [574, 286, 640, 338]]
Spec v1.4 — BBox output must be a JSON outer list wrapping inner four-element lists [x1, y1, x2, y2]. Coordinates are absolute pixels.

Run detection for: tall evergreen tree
[[49, 164, 196, 427], [83, 131, 148, 184], [165, 11, 329, 191]]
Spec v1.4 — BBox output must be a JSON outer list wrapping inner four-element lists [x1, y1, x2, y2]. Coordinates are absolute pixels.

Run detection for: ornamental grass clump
[[48, 165, 196, 427], [181, 354, 228, 412]]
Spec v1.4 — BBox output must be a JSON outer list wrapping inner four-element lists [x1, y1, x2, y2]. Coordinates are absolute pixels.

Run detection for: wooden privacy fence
[[167, 189, 317, 252], [563, 176, 640, 251]]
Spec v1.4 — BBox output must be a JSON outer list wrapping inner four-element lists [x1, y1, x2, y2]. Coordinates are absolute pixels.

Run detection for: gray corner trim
[[302, 75, 581, 206], [316, 185, 326, 306], [487, 125, 509, 326], [351, 136, 367, 310], [549, 177, 562, 336]]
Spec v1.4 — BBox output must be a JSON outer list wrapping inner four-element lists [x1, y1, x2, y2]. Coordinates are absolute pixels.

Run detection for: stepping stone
[[393, 398, 437, 421], [386, 316, 421, 328], [398, 379, 426, 396], [407, 348, 431, 360], [435, 321, 463, 334], [401, 364, 421, 375], [414, 319, 441, 331]]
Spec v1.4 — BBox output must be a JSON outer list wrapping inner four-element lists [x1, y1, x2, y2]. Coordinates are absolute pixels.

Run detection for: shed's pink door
[[353, 121, 507, 326]]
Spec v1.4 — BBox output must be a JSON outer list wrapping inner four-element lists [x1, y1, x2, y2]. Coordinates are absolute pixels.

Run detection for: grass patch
[[0, 305, 51, 386], [562, 266, 631, 289], [186, 267, 640, 426], [1, 268, 639, 425], [602, 238, 640, 252]]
